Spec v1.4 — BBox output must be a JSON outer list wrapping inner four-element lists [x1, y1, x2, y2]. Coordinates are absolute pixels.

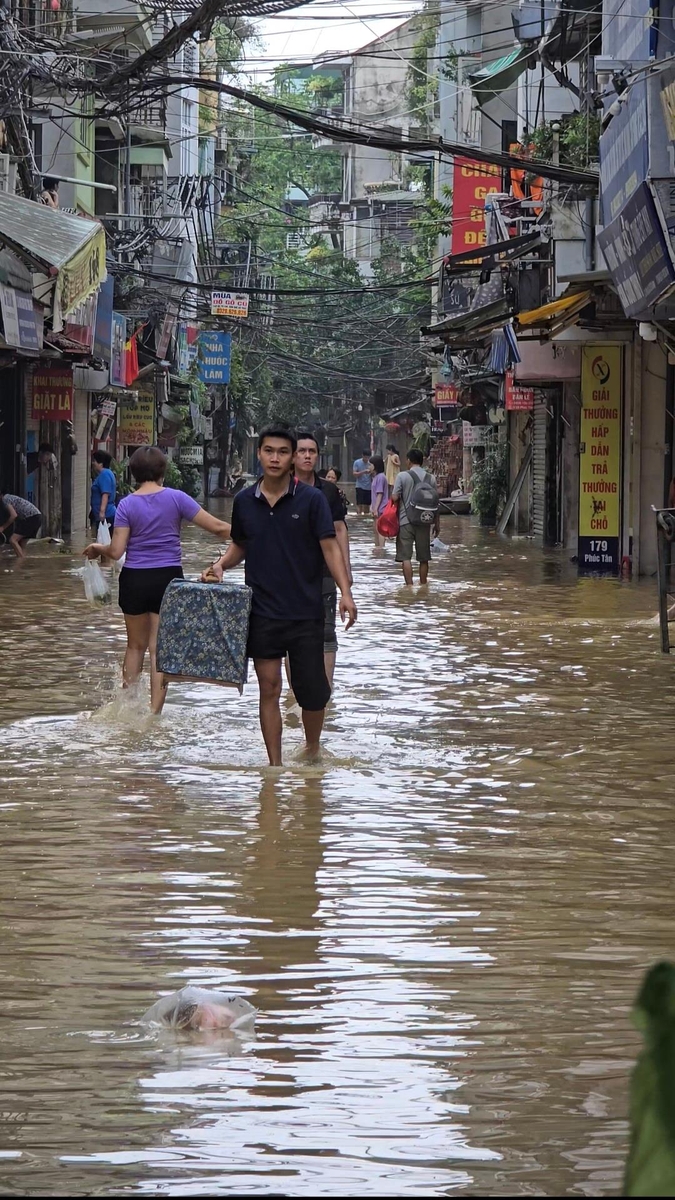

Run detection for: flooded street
[[0, 514, 673, 1197]]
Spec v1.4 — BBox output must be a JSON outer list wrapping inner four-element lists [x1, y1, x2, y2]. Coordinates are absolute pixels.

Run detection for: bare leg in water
[[123, 612, 170, 714], [254, 657, 284, 765]]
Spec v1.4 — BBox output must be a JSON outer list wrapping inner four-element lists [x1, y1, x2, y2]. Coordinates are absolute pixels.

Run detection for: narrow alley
[[0, 518, 671, 1196]]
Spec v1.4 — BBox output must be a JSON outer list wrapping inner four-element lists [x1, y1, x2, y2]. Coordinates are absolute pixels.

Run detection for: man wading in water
[[203, 426, 357, 765]]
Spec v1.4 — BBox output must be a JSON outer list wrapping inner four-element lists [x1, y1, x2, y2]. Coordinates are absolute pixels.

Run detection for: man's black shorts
[[356, 487, 371, 507], [247, 615, 330, 712]]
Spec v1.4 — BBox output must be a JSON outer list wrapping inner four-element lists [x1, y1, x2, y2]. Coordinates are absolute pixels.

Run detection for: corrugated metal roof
[[0, 191, 101, 272]]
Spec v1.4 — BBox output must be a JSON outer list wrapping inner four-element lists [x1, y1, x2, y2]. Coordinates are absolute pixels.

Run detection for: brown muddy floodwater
[[0, 514, 673, 1197]]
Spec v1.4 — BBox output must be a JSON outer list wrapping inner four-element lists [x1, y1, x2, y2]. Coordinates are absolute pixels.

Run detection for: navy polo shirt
[[230, 476, 336, 620]]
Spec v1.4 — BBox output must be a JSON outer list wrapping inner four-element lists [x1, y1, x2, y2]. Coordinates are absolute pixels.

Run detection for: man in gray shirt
[[392, 448, 438, 586]]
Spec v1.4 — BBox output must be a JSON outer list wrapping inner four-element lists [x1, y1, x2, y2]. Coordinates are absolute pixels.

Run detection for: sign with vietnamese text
[[31, 366, 73, 421], [451, 157, 500, 255], [211, 290, 249, 319], [597, 182, 675, 318], [505, 370, 535, 411], [578, 345, 622, 575], [434, 382, 459, 406], [599, 79, 648, 226], [0, 286, 41, 351], [179, 445, 204, 465], [197, 331, 231, 384], [118, 390, 155, 446], [462, 421, 491, 447]]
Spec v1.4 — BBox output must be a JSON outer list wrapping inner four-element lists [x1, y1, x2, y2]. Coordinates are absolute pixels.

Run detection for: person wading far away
[[202, 426, 357, 766], [352, 449, 373, 516], [392, 447, 440, 586], [295, 431, 352, 690]]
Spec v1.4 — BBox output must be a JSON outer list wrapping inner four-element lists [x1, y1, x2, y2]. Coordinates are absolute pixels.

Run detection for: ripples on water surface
[[0, 517, 673, 1196]]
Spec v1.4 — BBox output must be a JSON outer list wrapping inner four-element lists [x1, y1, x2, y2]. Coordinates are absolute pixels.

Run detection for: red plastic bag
[[376, 499, 399, 539]]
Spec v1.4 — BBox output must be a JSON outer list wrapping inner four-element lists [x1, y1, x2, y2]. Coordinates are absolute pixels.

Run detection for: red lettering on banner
[[31, 367, 73, 422], [451, 157, 501, 255]]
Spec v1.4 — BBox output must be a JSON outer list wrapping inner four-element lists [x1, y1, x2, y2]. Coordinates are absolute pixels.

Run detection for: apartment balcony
[[71, 0, 154, 51], [128, 98, 170, 146]]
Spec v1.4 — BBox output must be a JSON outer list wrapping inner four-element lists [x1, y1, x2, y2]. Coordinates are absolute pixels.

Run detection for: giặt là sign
[[578, 344, 622, 576]]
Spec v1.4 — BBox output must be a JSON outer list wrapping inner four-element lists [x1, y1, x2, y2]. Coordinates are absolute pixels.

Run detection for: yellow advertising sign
[[578, 344, 622, 574], [118, 390, 155, 447], [57, 226, 107, 319]]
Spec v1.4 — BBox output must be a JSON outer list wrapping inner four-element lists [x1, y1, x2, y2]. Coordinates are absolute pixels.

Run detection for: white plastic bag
[[141, 986, 256, 1035], [432, 537, 449, 552], [80, 559, 111, 607], [97, 520, 111, 547]]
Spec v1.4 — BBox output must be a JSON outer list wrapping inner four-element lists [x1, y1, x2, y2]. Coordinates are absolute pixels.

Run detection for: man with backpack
[[392, 448, 440, 585]]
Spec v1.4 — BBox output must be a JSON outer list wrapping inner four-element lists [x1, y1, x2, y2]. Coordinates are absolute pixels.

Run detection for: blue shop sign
[[197, 331, 231, 384], [599, 80, 648, 226], [93, 275, 114, 362], [597, 181, 675, 318], [602, 0, 653, 62]]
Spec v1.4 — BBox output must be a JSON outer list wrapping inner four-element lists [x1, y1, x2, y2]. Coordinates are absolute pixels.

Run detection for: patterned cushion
[[156, 580, 252, 690]]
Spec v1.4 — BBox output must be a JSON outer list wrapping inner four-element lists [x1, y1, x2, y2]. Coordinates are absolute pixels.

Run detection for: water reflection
[[0, 517, 671, 1194]]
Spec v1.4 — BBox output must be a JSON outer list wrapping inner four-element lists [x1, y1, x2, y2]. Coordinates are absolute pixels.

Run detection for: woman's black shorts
[[13, 515, 41, 540], [247, 615, 330, 712], [118, 566, 183, 616]]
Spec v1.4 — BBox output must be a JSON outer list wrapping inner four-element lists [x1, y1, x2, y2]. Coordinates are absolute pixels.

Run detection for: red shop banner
[[505, 370, 535, 411], [451, 157, 501, 255], [434, 382, 459, 406], [31, 365, 74, 421]]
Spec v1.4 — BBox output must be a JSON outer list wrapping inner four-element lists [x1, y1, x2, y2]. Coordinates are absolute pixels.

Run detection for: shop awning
[[423, 296, 515, 340], [468, 45, 538, 107], [0, 191, 106, 325], [517, 290, 592, 330]]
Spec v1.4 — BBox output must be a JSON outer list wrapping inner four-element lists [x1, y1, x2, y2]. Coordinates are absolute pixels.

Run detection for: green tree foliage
[[218, 60, 434, 434], [625, 962, 675, 1197], [406, 7, 440, 133]]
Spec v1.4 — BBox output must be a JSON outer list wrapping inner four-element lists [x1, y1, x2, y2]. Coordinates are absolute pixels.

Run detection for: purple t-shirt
[[114, 487, 200, 569], [371, 472, 388, 515]]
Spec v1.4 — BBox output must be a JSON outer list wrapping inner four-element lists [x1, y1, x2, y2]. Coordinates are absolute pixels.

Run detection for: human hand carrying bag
[[376, 499, 399, 539]]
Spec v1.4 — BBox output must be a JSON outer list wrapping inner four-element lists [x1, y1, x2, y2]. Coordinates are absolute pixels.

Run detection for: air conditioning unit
[[0, 154, 17, 194]]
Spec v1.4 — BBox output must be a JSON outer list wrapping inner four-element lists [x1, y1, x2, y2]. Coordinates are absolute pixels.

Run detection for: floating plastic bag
[[141, 986, 256, 1034], [79, 559, 111, 607], [97, 521, 111, 548], [432, 537, 449, 552]]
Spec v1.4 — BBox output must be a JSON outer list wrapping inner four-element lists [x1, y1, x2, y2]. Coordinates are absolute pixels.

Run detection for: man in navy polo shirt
[[203, 425, 357, 766]]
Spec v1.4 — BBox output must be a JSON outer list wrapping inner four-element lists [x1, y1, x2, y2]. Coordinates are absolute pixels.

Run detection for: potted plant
[[470, 444, 508, 526]]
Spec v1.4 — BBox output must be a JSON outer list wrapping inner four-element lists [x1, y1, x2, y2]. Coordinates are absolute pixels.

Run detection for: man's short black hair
[[407, 447, 424, 466], [362, 449, 371, 456], [43, 177, 59, 192], [38, 442, 53, 454], [93, 450, 112, 468], [258, 424, 297, 452], [296, 429, 320, 452]]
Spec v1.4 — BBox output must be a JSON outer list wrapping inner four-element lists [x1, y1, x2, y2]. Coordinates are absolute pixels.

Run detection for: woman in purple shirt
[[369, 455, 388, 549], [83, 445, 231, 714]]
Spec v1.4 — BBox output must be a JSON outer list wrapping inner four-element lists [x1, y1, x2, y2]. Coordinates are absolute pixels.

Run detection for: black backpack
[[405, 470, 439, 526]]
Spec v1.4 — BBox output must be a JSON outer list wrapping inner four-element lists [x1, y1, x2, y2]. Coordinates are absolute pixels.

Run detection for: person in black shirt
[[203, 426, 357, 766], [295, 432, 352, 690]]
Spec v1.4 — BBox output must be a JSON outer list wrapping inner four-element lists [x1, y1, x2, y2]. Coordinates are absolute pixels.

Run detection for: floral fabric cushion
[[156, 580, 252, 690]]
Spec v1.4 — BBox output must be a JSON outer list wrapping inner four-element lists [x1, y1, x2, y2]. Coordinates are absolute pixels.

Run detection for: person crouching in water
[[0, 490, 42, 557], [83, 445, 231, 715]]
